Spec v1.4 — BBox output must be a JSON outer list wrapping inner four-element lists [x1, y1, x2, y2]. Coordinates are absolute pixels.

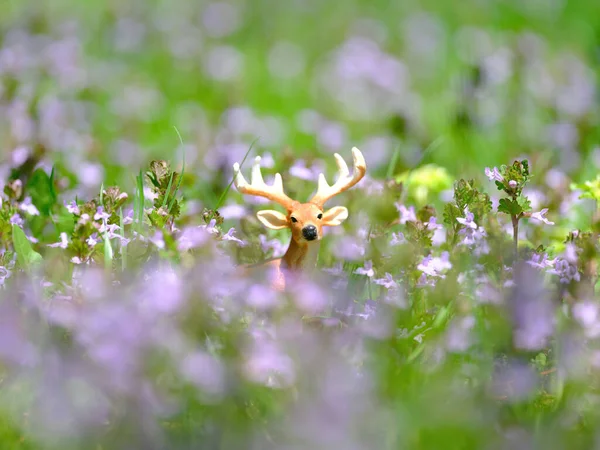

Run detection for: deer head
[[233, 147, 367, 271]]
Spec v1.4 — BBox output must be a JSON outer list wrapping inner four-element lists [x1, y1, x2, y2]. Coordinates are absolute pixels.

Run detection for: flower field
[[1, 0, 600, 449]]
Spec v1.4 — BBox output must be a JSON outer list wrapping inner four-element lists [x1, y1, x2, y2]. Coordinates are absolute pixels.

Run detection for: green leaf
[[26, 169, 56, 216], [498, 198, 522, 216], [12, 224, 43, 270], [517, 195, 532, 213]]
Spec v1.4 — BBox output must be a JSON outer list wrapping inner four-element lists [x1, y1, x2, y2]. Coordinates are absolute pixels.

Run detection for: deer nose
[[302, 225, 318, 241]]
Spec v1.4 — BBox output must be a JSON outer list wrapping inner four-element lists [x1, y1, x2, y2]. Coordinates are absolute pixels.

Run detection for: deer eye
[[317, 213, 323, 219], [290, 217, 298, 223]]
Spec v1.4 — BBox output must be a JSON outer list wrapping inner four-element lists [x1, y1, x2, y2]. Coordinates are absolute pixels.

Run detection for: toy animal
[[233, 147, 366, 290]]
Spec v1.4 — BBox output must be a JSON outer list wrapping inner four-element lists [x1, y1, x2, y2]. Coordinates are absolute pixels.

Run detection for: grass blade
[[215, 137, 259, 210]]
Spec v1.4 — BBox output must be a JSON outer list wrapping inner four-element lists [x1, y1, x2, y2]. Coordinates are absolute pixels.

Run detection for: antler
[[310, 147, 367, 207], [233, 156, 295, 210]]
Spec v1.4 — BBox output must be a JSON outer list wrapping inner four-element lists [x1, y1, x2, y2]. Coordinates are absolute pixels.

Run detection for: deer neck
[[281, 238, 320, 271]]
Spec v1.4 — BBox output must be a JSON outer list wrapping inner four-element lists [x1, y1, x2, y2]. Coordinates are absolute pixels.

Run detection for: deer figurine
[[233, 147, 367, 291]]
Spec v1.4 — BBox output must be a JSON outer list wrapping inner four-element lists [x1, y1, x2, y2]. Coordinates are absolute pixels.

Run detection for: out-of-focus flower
[[20, 197, 40, 215], [10, 213, 23, 226], [548, 258, 580, 284], [572, 301, 600, 338], [417, 252, 452, 278], [390, 232, 406, 245], [65, 200, 80, 215], [354, 260, 374, 277], [394, 203, 416, 224], [373, 272, 397, 289], [221, 227, 246, 246], [48, 232, 69, 249]]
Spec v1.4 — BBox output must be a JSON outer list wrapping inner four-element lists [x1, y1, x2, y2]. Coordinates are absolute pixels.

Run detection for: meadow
[[1, 0, 600, 449]]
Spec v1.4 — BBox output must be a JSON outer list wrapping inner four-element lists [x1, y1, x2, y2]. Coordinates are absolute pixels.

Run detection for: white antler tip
[[254, 156, 262, 163]]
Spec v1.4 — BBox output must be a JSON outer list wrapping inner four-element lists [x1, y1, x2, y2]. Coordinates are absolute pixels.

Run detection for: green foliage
[[571, 175, 600, 202], [11, 224, 42, 271]]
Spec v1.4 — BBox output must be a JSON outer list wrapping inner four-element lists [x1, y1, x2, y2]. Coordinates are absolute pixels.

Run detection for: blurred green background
[[1, 0, 599, 202]]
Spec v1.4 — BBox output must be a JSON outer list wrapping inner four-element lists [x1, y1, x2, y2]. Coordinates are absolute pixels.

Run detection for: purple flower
[[508, 180, 517, 188], [394, 203, 416, 224], [48, 232, 69, 249], [221, 227, 246, 246], [354, 260, 374, 277], [417, 251, 452, 278], [456, 208, 477, 229], [390, 232, 406, 246], [484, 166, 504, 182], [529, 208, 554, 225], [94, 206, 110, 222], [65, 200, 80, 215], [10, 213, 23, 226], [20, 197, 39, 216], [526, 252, 554, 270], [547, 258, 580, 283], [373, 273, 397, 289]]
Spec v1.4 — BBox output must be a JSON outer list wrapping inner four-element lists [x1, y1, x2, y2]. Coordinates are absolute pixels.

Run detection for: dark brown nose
[[302, 225, 317, 241]]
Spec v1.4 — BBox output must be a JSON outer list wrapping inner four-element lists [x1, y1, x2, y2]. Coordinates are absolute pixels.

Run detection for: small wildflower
[[48, 232, 69, 249], [394, 203, 417, 224], [529, 208, 554, 225], [94, 206, 111, 222], [221, 228, 246, 246], [373, 273, 397, 289], [354, 260, 374, 277], [10, 214, 23, 226], [508, 180, 517, 189], [484, 166, 504, 182], [390, 232, 406, 245], [417, 252, 452, 278], [20, 197, 39, 216], [65, 200, 80, 215]]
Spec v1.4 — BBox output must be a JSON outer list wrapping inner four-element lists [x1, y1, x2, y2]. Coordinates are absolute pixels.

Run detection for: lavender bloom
[[417, 252, 452, 278], [20, 196, 40, 215], [394, 203, 417, 224], [526, 252, 554, 270], [529, 208, 554, 225], [48, 232, 69, 249], [508, 180, 517, 188], [10, 213, 23, 226], [221, 227, 246, 246], [572, 301, 600, 338], [484, 166, 504, 182], [390, 231, 406, 245], [93, 206, 110, 222], [354, 260, 374, 277], [373, 272, 397, 289], [548, 258, 580, 283], [65, 200, 80, 215]]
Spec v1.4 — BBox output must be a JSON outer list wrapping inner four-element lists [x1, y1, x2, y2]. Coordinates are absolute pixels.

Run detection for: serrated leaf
[[498, 198, 522, 216], [12, 224, 43, 271], [517, 195, 532, 212]]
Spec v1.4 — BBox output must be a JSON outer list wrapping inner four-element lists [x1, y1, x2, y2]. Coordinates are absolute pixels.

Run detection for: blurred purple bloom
[[65, 200, 80, 215], [177, 226, 210, 251], [354, 260, 374, 277], [390, 232, 406, 245], [20, 196, 39, 215], [417, 252, 451, 278], [548, 258, 580, 284], [508, 180, 517, 188], [10, 213, 23, 226], [221, 227, 246, 246], [394, 203, 416, 224], [180, 351, 226, 397], [48, 232, 69, 249], [373, 273, 397, 289]]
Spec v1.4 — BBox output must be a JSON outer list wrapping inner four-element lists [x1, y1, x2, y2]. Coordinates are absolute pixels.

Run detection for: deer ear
[[256, 210, 289, 230], [321, 206, 348, 226]]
